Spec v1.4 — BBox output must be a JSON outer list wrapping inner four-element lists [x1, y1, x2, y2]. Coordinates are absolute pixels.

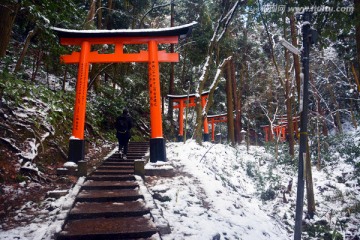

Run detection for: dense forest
[[0, 0, 360, 239]]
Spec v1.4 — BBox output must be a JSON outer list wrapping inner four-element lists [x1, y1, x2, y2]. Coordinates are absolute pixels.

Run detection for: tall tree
[[226, 61, 235, 145], [194, 0, 244, 144], [0, 1, 20, 58], [168, 1, 175, 131], [231, 59, 242, 144], [354, 0, 360, 76]]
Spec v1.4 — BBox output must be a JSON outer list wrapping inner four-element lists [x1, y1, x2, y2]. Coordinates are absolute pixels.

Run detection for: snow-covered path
[[144, 141, 290, 240]]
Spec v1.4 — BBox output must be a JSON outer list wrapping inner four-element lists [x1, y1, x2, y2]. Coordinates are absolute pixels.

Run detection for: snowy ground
[[1, 132, 359, 239], [144, 141, 290, 240]]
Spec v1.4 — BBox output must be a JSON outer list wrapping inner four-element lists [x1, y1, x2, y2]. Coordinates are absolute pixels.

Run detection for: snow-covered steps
[[81, 180, 139, 190], [68, 201, 151, 220], [57, 217, 157, 240], [56, 142, 158, 240], [75, 189, 144, 202]]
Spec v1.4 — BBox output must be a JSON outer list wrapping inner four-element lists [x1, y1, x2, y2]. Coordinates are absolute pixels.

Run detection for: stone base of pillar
[[177, 135, 183, 142], [134, 160, 145, 178], [203, 133, 210, 142], [68, 139, 85, 163], [150, 138, 166, 163]]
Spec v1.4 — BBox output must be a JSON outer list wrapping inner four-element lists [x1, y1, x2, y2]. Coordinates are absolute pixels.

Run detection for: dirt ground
[[0, 142, 115, 230]]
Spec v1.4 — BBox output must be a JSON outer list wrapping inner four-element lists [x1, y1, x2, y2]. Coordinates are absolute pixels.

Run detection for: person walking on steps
[[115, 108, 133, 160]]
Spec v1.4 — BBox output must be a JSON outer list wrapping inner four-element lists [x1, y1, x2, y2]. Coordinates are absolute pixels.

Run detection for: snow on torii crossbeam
[[53, 22, 196, 163], [167, 91, 210, 141]]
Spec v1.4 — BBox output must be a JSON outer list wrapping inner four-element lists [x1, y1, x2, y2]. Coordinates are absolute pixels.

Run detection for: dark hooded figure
[[115, 108, 133, 159]]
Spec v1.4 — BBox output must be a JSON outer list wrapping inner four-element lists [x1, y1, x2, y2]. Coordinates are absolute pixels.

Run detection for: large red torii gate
[[53, 22, 196, 163], [167, 91, 210, 141], [207, 113, 227, 142]]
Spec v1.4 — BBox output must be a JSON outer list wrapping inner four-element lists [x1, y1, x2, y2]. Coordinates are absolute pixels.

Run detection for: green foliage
[[260, 188, 276, 201], [304, 220, 344, 240], [88, 84, 125, 132], [265, 142, 297, 168], [314, 133, 360, 171], [15, 174, 27, 183], [246, 161, 256, 177]]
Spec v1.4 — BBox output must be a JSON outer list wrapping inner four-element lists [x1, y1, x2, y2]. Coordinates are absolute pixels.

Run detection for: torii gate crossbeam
[[53, 22, 196, 163]]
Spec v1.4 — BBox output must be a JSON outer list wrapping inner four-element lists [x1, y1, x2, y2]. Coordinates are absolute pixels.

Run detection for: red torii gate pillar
[[207, 113, 227, 142], [53, 23, 196, 163], [168, 91, 210, 141], [261, 125, 273, 142]]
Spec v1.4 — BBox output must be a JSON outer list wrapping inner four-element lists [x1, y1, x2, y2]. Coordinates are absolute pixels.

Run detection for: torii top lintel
[[52, 22, 197, 64], [167, 91, 210, 108], [167, 91, 210, 100], [207, 113, 228, 123]]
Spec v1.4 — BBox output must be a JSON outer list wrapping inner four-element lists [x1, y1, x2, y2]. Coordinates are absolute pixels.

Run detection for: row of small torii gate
[[53, 22, 299, 164], [169, 91, 300, 143]]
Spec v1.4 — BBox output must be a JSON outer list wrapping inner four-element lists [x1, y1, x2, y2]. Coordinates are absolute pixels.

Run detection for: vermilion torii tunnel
[[167, 91, 210, 141], [52, 22, 196, 163]]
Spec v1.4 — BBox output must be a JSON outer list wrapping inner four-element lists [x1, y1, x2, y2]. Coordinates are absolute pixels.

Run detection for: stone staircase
[[57, 142, 158, 240]]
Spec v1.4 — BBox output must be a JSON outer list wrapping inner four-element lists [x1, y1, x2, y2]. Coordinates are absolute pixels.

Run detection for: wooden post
[[211, 119, 215, 142], [68, 41, 90, 163], [201, 95, 210, 141], [148, 40, 166, 162], [178, 100, 184, 141]]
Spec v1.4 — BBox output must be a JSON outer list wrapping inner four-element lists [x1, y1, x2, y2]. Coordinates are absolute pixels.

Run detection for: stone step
[[56, 142, 157, 239], [97, 165, 133, 170], [102, 161, 134, 165], [109, 154, 145, 159], [86, 175, 136, 181], [81, 180, 138, 190], [76, 189, 143, 202], [57, 216, 157, 240], [68, 201, 150, 220], [91, 169, 134, 175]]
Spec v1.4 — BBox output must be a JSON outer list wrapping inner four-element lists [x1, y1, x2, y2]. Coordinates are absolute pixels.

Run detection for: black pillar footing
[[150, 138, 166, 163], [177, 135, 183, 142], [203, 133, 210, 142], [68, 139, 85, 163]]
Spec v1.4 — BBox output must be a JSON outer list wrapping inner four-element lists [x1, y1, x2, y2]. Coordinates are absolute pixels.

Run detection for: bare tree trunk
[[348, 64, 358, 129], [231, 59, 241, 144], [289, 0, 301, 100], [104, 0, 113, 29], [327, 82, 343, 133], [355, 0, 360, 77], [310, 73, 329, 136], [14, 27, 38, 72], [31, 50, 43, 82], [306, 140, 316, 218], [226, 62, 235, 145], [238, 63, 246, 142], [194, 1, 242, 145], [351, 63, 360, 92], [84, 0, 96, 29], [316, 115, 321, 170], [97, 0, 102, 29], [246, 120, 250, 152], [63, 66, 68, 92], [283, 14, 295, 158], [0, 1, 20, 58], [258, 0, 284, 88], [203, 57, 233, 116], [167, 1, 175, 130]]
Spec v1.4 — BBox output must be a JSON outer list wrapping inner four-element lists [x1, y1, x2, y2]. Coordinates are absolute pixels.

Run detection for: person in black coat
[[115, 109, 133, 159]]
